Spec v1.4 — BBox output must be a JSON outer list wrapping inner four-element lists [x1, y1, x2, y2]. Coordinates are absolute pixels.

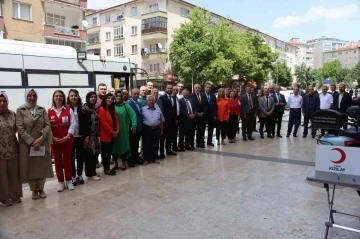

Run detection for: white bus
[[0, 39, 136, 111]]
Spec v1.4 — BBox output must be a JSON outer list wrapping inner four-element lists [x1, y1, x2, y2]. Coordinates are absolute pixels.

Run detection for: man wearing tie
[[159, 85, 177, 158], [302, 86, 320, 138], [241, 85, 258, 141], [204, 84, 217, 146], [333, 83, 352, 129], [191, 84, 208, 148], [171, 86, 181, 152], [178, 89, 197, 151], [271, 86, 287, 137], [258, 89, 275, 138], [330, 84, 339, 99]]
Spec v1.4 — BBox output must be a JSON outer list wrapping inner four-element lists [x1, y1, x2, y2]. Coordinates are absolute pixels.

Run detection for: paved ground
[[0, 119, 359, 239]]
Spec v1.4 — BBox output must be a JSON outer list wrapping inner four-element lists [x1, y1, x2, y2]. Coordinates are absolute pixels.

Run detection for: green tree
[[316, 60, 343, 86], [294, 63, 316, 87], [271, 61, 293, 87], [352, 61, 360, 85]]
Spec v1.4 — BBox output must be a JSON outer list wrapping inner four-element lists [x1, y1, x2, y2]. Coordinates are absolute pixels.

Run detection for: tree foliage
[[313, 60, 355, 88], [169, 8, 277, 86], [271, 61, 293, 87], [352, 62, 360, 86], [294, 63, 316, 87]]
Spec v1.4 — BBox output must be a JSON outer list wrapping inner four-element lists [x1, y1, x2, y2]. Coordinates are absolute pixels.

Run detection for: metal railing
[[54, 26, 79, 36], [88, 37, 100, 45], [88, 21, 101, 28], [142, 6, 167, 15]]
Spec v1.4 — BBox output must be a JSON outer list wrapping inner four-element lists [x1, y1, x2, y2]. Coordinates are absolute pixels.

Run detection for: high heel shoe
[[120, 162, 127, 171]]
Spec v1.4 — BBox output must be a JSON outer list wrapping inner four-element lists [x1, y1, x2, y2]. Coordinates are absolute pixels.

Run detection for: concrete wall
[[2, 0, 44, 42]]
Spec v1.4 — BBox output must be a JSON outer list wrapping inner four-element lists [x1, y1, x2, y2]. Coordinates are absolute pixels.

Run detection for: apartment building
[[85, 0, 298, 84], [306, 36, 349, 68], [323, 41, 360, 69], [0, 0, 87, 51], [288, 38, 314, 68]]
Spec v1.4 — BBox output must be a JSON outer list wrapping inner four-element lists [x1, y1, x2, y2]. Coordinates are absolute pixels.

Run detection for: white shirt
[[173, 95, 180, 116], [319, 93, 333, 110], [177, 93, 183, 100], [49, 106, 76, 135], [288, 95, 302, 109]]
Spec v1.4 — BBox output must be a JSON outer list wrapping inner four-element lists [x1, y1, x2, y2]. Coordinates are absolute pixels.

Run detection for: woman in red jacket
[[97, 93, 119, 176], [48, 90, 75, 192], [228, 91, 241, 143]]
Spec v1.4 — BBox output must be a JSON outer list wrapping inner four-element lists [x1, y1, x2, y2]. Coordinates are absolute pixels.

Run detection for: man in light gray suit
[[258, 88, 275, 139]]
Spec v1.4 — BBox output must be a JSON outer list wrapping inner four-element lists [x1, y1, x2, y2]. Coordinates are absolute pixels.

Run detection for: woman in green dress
[[113, 90, 137, 171]]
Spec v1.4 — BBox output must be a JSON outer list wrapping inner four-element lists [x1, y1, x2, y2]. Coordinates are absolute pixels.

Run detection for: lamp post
[[188, 32, 210, 91]]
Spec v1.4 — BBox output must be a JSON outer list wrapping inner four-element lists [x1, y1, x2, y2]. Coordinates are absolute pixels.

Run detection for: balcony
[[141, 6, 167, 18], [113, 15, 125, 22], [141, 27, 167, 40], [44, 25, 87, 40], [87, 21, 101, 32], [87, 37, 101, 49], [45, 0, 87, 8], [141, 48, 167, 61]]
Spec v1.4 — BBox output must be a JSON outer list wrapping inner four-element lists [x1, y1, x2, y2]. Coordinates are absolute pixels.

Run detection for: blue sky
[[88, 0, 360, 43]]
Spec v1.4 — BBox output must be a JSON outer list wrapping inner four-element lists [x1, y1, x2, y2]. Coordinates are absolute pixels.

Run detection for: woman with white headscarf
[[0, 92, 22, 207], [16, 89, 53, 200]]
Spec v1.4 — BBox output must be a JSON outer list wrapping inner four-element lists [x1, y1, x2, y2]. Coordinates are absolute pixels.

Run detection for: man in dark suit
[[333, 83, 352, 129], [171, 86, 181, 152], [127, 88, 143, 166], [330, 83, 339, 99], [271, 86, 287, 137], [204, 83, 217, 146], [178, 88, 197, 151], [241, 85, 258, 141], [159, 84, 177, 158], [302, 86, 320, 138], [191, 84, 208, 148]]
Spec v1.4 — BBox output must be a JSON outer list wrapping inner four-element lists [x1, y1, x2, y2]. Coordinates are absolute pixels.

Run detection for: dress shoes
[[167, 151, 177, 156], [267, 135, 274, 138], [178, 148, 186, 152], [207, 142, 214, 146], [157, 154, 166, 159], [293, 134, 298, 137], [248, 136, 255, 140], [243, 137, 247, 141], [172, 147, 181, 152], [253, 129, 258, 132], [196, 144, 205, 148], [260, 135, 264, 139], [277, 134, 282, 138]]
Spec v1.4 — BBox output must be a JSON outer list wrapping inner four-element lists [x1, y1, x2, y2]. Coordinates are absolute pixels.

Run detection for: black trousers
[[71, 136, 85, 177], [179, 118, 196, 148], [195, 117, 206, 145], [142, 125, 160, 162], [242, 109, 255, 137], [129, 133, 141, 164], [303, 112, 316, 136], [100, 141, 114, 171], [206, 118, 215, 144], [216, 120, 228, 140], [259, 117, 273, 136], [228, 114, 238, 140], [172, 116, 180, 150], [160, 123, 174, 154], [273, 114, 283, 136], [84, 150, 97, 177]]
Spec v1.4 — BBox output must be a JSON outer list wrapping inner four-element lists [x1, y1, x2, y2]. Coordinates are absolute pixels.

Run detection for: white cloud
[[272, 4, 358, 28]]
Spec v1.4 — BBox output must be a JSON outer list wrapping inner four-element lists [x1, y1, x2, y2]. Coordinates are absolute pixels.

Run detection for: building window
[[114, 25, 124, 39], [13, 1, 31, 21], [45, 38, 85, 51], [105, 14, 111, 23], [131, 26, 137, 35], [106, 32, 111, 41], [0, 0, 2, 17], [92, 17, 98, 25], [131, 45, 137, 54], [46, 13, 65, 26], [106, 49, 111, 56], [131, 6, 137, 16], [180, 7, 189, 17], [149, 3, 159, 12], [114, 44, 124, 57], [142, 17, 167, 30], [150, 64, 153, 72]]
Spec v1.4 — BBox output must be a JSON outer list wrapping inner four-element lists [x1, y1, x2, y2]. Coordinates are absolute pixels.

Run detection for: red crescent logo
[[331, 148, 346, 164]]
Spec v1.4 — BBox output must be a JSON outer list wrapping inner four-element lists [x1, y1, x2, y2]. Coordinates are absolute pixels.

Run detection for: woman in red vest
[[97, 93, 119, 176], [48, 90, 75, 192]]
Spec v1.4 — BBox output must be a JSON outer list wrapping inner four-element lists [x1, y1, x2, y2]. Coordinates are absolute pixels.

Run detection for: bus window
[[0, 72, 22, 86]]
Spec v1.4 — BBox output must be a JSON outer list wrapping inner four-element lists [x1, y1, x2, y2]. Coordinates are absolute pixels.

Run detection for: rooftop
[[324, 41, 360, 53]]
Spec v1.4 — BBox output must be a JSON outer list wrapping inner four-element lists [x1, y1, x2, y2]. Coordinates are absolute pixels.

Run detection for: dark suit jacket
[[240, 93, 258, 117], [271, 93, 287, 116], [179, 97, 197, 119], [159, 93, 177, 125], [330, 91, 339, 99], [190, 92, 208, 116], [204, 92, 217, 120], [333, 92, 352, 113], [127, 99, 143, 134], [302, 94, 320, 114]]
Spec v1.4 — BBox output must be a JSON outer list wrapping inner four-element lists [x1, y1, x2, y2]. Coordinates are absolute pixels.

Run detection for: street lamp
[[187, 32, 211, 91]]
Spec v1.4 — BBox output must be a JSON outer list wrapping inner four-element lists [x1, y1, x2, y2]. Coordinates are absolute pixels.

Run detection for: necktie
[[207, 94, 210, 103], [266, 96, 269, 109], [248, 94, 253, 109], [169, 95, 173, 107], [197, 93, 201, 103], [186, 99, 192, 114], [277, 94, 280, 103]]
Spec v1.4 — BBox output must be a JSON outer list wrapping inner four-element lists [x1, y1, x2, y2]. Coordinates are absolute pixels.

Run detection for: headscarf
[[25, 89, 38, 109], [114, 89, 124, 106], [85, 91, 97, 107], [0, 92, 9, 114]]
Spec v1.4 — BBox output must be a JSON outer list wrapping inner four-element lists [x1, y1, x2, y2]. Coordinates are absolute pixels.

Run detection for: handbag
[[84, 137, 95, 155]]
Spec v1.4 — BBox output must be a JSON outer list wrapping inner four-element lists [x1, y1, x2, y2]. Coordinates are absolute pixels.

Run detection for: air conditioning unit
[[117, 15, 123, 21]]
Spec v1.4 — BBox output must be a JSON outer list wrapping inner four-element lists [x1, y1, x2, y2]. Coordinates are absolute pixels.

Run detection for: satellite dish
[[82, 20, 89, 28], [157, 43, 163, 49]]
